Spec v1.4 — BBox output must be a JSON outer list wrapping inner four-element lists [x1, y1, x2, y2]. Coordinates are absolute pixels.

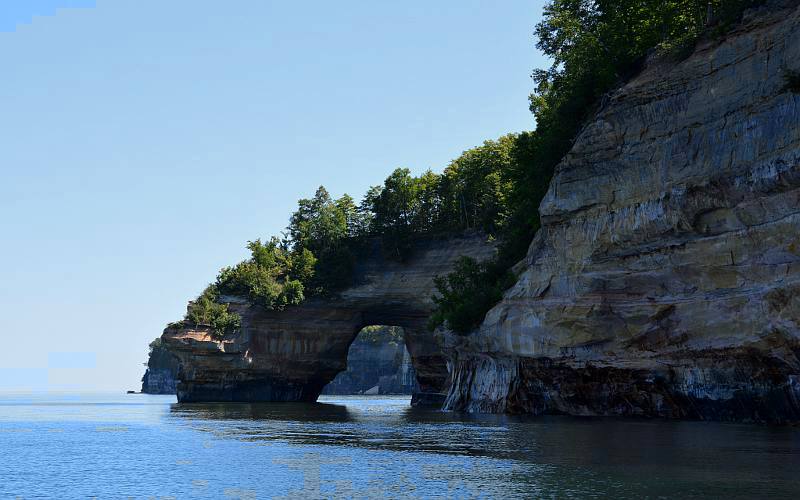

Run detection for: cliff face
[[443, 3, 800, 422], [162, 234, 495, 404], [141, 340, 180, 394]]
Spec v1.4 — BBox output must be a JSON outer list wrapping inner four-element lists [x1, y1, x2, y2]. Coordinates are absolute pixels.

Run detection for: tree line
[[176, 0, 765, 339], [430, 0, 765, 334]]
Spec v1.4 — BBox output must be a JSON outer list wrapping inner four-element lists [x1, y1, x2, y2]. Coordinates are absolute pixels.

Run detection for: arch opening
[[163, 233, 498, 405], [322, 326, 417, 396]]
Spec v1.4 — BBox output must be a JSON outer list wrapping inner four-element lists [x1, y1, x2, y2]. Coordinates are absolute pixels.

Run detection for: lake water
[[1, 393, 799, 498]]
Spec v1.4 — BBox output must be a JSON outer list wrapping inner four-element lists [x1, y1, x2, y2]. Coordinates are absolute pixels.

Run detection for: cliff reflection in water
[[167, 395, 800, 498], [168, 396, 504, 455], [3, 394, 798, 498]]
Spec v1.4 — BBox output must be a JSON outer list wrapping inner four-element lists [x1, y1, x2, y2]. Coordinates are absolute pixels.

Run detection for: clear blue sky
[[0, 0, 548, 391]]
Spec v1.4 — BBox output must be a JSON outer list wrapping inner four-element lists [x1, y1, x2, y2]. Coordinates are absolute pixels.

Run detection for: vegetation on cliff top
[[169, 134, 527, 338], [171, 0, 765, 338], [173, 285, 241, 340], [430, 0, 765, 333]]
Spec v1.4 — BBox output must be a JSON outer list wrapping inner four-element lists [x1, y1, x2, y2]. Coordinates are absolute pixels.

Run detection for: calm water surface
[[1, 393, 799, 498]]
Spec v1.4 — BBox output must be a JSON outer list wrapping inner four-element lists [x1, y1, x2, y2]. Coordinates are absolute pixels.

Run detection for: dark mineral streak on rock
[[162, 234, 496, 404], [442, 3, 800, 423]]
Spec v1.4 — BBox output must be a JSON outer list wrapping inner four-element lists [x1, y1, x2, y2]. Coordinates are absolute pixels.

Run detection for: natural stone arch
[[320, 325, 415, 396], [163, 234, 496, 405]]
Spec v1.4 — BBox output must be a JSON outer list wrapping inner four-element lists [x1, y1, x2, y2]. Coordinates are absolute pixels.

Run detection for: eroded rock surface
[[321, 327, 417, 395], [443, 3, 800, 423], [163, 234, 495, 404], [141, 341, 180, 394]]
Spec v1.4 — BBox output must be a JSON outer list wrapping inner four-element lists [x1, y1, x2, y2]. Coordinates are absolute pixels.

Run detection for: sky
[[0, 0, 548, 392]]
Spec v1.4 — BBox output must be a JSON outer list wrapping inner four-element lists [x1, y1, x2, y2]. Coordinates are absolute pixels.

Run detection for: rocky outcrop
[[163, 234, 495, 404], [321, 327, 417, 395], [442, 2, 800, 423], [141, 340, 180, 394]]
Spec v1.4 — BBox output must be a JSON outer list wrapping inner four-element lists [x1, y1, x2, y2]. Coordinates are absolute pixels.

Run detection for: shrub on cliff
[[184, 286, 241, 340], [429, 257, 517, 333]]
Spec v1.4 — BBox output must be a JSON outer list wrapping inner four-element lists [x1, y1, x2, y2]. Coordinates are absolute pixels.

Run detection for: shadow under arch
[[170, 400, 353, 423], [321, 325, 417, 396]]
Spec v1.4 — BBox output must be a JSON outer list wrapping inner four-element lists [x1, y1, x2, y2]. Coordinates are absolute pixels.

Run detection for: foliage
[[357, 325, 405, 345], [289, 187, 350, 255], [365, 168, 439, 259], [216, 238, 306, 309], [278, 136, 524, 292], [359, 137, 522, 260], [429, 257, 517, 333], [530, 0, 764, 129], [184, 285, 241, 340], [172, 1, 764, 335], [439, 136, 517, 235], [431, 0, 763, 334], [287, 187, 358, 293]]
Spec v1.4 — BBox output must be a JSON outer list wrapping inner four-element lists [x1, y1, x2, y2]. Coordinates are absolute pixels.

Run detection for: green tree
[[413, 170, 442, 233], [431, 0, 763, 334], [289, 186, 349, 255], [216, 238, 306, 309], [170, 1, 768, 335], [358, 185, 382, 235], [440, 136, 515, 235], [335, 194, 362, 238], [370, 168, 421, 259], [289, 247, 317, 283], [372, 168, 418, 230]]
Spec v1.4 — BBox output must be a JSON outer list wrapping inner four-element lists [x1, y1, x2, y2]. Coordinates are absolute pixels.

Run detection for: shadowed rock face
[[321, 327, 417, 396], [162, 234, 495, 404], [442, 3, 800, 423], [141, 342, 180, 394]]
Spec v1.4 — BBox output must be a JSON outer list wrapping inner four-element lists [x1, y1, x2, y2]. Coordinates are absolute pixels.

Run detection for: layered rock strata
[[163, 234, 495, 404], [443, 2, 800, 423]]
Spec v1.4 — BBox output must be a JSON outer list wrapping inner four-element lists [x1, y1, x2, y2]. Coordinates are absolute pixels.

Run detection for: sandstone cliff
[[141, 339, 180, 394], [162, 234, 495, 404], [442, 2, 800, 422]]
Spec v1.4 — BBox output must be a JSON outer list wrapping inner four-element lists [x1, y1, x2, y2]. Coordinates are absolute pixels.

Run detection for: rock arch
[[162, 234, 496, 405]]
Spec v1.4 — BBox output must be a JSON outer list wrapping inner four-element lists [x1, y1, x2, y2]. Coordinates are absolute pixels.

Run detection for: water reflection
[[2, 393, 798, 497], [167, 396, 800, 497], [169, 397, 501, 455], [171, 400, 353, 423]]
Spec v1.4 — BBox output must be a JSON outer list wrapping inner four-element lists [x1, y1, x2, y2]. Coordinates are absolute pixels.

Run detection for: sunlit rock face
[[162, 234, 496, 404], [444, 3, 800, 423]]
